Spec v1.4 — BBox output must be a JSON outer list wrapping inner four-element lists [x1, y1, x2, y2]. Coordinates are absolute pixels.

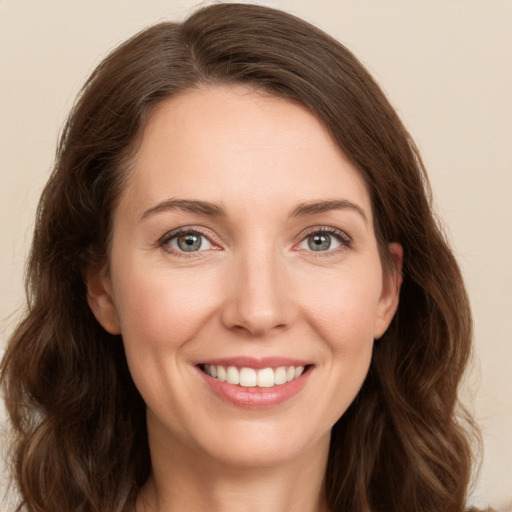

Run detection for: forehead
[[119, 84, 372, 220]]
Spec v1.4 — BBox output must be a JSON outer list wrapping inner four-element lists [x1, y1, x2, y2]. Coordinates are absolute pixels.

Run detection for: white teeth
[[217, 365, 226, 382], [239, 368, 257, 387], [274, 366, 287, 385], [257, 367, 275, 388], [203, 364, 308, 388], [226, 366, 240, 385]]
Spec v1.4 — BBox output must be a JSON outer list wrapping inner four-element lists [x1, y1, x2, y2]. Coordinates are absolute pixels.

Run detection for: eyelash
[[296, 226, 352, 254], [158, 227, 218, 258], [158, 226, 352, 257]]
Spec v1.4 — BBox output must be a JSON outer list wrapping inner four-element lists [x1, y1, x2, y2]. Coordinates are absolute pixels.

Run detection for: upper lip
[[197, 356, 312, 369]]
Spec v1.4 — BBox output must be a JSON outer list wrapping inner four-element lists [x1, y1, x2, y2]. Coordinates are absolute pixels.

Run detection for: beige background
[[1, 0, 511, 509]]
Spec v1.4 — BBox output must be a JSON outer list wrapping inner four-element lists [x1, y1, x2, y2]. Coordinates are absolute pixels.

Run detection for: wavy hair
[[1, 3, 478, 511]]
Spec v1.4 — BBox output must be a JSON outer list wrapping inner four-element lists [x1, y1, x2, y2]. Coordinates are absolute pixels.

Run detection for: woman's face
[[88, 85, 401, 469]]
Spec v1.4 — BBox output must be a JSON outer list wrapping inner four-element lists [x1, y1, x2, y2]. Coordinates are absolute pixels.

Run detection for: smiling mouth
[[199, 364, 311, 388]]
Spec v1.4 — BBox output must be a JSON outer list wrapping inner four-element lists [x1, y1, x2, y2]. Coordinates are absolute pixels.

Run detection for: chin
[[189, 418, 332, 470]]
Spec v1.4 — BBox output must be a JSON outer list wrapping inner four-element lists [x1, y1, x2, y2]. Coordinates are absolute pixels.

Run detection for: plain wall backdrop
[[1, 0, 511, 510]]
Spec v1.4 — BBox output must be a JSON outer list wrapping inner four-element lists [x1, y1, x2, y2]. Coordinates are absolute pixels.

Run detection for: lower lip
[[197, 367, 312, 408]]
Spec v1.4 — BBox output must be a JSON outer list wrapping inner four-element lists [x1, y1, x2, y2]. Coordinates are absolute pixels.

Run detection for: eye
[[297, 228, 351, 252], [161, 230, 213, 253]]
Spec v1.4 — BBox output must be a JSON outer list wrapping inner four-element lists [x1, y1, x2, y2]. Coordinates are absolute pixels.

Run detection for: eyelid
[[156, 224, 352, 256], [158, 226, 221, 256], [294, 225, 352, 252]]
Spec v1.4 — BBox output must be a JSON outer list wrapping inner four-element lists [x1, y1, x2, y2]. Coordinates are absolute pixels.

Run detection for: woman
[[1, 3, 481, 511]]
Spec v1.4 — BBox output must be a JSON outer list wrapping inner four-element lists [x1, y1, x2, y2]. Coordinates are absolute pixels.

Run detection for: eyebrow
[[140, 199, 226, 221], [140, 197, 367, 224], [289, 199, 368, 224]]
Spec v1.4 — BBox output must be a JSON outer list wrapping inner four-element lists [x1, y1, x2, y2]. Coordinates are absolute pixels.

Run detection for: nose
[[220, 247, 296, 337]]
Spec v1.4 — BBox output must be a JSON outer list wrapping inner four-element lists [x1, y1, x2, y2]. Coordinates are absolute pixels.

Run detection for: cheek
[[295, 266, 381, 419], [111, 263, 221, 358], [110, 263, 225, 426], [299, 266, 383, 351]]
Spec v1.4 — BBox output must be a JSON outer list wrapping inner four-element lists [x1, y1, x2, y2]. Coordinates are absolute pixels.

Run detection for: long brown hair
[[1, 3, 478, 511]]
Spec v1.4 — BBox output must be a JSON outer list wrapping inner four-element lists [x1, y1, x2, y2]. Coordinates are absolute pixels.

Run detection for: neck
[[136, 419, 330, 512]]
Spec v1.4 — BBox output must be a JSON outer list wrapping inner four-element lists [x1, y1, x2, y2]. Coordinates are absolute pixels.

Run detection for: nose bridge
[[222, 240, 292, 336]]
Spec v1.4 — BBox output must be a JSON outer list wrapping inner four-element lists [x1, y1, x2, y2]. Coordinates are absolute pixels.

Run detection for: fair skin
[[87, 85, 402, 512]]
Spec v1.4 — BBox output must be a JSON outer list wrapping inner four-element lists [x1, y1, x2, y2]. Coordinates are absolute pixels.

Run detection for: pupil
[[308, 234, 330, 251], [178, 233, 201, 252]]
